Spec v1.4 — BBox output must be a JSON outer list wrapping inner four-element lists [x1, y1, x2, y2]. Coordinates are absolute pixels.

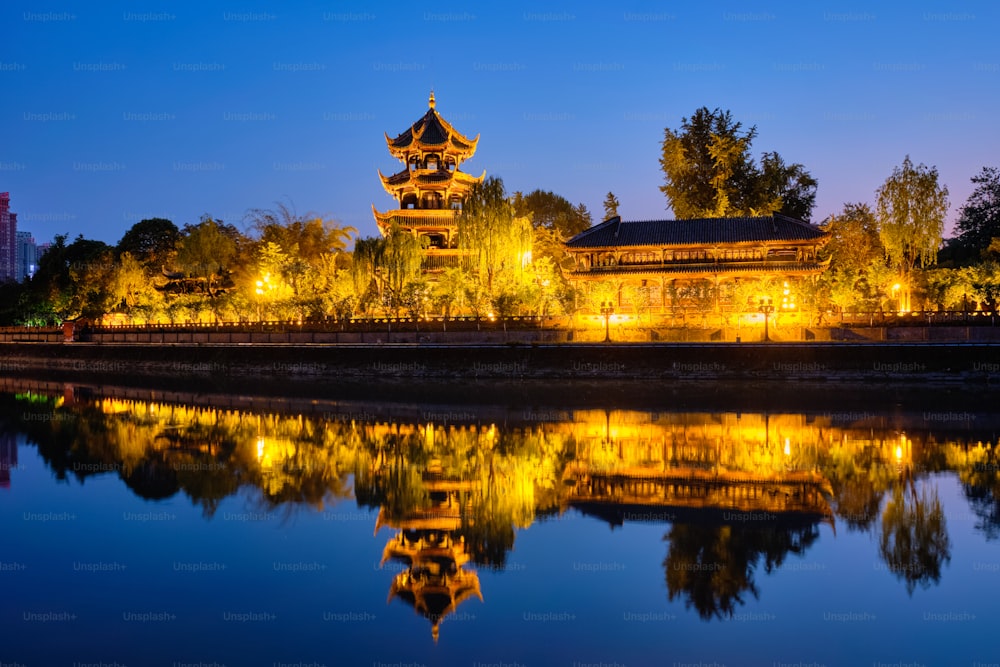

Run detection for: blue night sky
[[3, 1, 998, 246]]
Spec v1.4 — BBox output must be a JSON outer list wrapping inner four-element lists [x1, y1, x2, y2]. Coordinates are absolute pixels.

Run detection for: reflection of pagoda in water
[[376, 476, 482, 642]]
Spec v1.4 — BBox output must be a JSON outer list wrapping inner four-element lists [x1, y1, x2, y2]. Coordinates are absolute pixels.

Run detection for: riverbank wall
[[1, 340, 999, 383]]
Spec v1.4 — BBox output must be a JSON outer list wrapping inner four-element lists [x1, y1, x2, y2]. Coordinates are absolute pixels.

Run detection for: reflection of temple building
[[0, 433, 16, 488], [376, 477, 482, 642], [373, 92, 484, 270], [564, 214, 829, 310], [563, 464, 833, 525]]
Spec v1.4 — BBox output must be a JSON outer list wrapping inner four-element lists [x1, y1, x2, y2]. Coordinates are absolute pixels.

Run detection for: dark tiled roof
[[565, 215, 827, 249], [389, 109, 473, 151], [383, 169, 455, 186]]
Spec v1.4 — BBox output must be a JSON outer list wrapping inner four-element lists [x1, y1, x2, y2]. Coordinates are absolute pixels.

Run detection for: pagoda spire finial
[[428, 90, 436, 109]]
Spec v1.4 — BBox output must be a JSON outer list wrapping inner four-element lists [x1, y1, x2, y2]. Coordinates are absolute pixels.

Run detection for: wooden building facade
[[564, 214, 830, 312]]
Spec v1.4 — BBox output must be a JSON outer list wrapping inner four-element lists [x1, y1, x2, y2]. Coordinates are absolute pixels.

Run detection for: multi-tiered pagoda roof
[[373, 93, 484, 252]]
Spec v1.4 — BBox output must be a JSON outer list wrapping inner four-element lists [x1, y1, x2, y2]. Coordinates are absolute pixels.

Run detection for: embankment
[[1, 341, 999, 383]]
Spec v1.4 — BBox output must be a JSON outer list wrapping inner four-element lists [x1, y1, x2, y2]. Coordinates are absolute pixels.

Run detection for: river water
[[1, 378, 999, 666]]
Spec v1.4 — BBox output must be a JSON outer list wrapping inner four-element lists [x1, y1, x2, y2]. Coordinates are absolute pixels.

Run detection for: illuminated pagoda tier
[[564, 214, 830, 311], [376, 479, 482, 643], [373, 92, 484, 269]]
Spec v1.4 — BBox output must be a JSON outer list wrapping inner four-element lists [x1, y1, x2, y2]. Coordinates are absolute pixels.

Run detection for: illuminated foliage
[[947, 167, 1000, 264], [659, 107, 816, 220], [459, 176, 533, 300], [875, 156, 949, 272]]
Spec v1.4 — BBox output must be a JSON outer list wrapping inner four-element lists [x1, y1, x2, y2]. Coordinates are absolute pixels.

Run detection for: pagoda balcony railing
[[572, 259, 825, 275], [422, 253, 464, 270]]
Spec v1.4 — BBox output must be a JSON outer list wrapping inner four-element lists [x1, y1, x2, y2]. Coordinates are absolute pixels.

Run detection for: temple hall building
[[564, 214, 829, 312], [373, 92, 484, 269]]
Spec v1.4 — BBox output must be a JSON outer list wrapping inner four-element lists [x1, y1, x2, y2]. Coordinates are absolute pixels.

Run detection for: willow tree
[[458, 176, 533, 299], [382, 224, 423, 316], [351, 236, 385, 309], [175, 216, 240, 295], [876, 156, 949, 274]]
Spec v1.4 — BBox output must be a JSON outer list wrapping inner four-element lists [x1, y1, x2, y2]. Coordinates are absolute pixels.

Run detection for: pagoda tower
[[373, 92, 484, 267]]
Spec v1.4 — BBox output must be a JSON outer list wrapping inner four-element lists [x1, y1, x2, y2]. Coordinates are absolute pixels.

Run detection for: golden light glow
[[781, 282, 796, 310]]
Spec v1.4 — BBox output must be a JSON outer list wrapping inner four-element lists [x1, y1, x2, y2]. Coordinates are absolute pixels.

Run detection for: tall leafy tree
[[659, 107, 817, 220], [948, 166, 1000, 264], [875, 156, 949, 274], [513, 189, 592, 238], [116, 218, 179, 269], [174, 216, 240, 293], [822, 203, 883, 275], [602, 191, 620, 220], [381, 223, 423, 316], [246, 201, 356, 263], [460, 176, 533, 297], [758, 152, 818, 221]]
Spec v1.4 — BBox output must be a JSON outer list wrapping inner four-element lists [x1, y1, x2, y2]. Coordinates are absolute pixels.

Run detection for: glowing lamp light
[[894, 446, 903, 461], [781, 282, 796, 310], [256, 437, 265, 461], [784, 438, 791, 456]]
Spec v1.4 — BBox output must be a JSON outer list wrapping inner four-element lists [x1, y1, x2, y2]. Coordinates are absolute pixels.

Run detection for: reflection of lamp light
[[784, 438, 791, 457], [894, 445, 903, 461], [256, 437, 265, 460]]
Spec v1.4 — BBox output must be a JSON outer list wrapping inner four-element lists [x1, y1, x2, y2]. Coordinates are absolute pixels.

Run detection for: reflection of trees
[[947, 443, 1000, 540], [821, 435, 895, 533], [663, 521, 820, 620], [879, 478, 951, 594]]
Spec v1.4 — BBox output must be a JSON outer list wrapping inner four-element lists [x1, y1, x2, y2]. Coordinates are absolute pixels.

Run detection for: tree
[[514, 189, 592, 238], [758, 152, 818, 221], [460, 177, 533, 299], [659, 107, 818, 221], [822, 203, 883, 275], [351, 236, 386, 313], [246, 201, 356, 264], [948, 167, 1000, 264], [381, 224, 423, 316], [174, 216, 240, 294], [116, 218, 179, 269], [875, 156, 949, 274], [109, 252, 153, 311], [602, 192, 620, 220]]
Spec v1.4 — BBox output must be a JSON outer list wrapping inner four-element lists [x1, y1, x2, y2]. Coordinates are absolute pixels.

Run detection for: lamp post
[[600, 301, 615, 342], [758, 296, 775, 342]]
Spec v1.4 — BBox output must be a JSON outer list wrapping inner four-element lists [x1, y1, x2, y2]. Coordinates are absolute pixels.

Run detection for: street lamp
[[758, 296, 775, 342], [600, 301, 615, 342]]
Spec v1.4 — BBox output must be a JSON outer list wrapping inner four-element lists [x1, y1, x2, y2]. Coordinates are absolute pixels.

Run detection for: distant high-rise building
[[16, 231, 37, 281], [0, 192, 17, 282]]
